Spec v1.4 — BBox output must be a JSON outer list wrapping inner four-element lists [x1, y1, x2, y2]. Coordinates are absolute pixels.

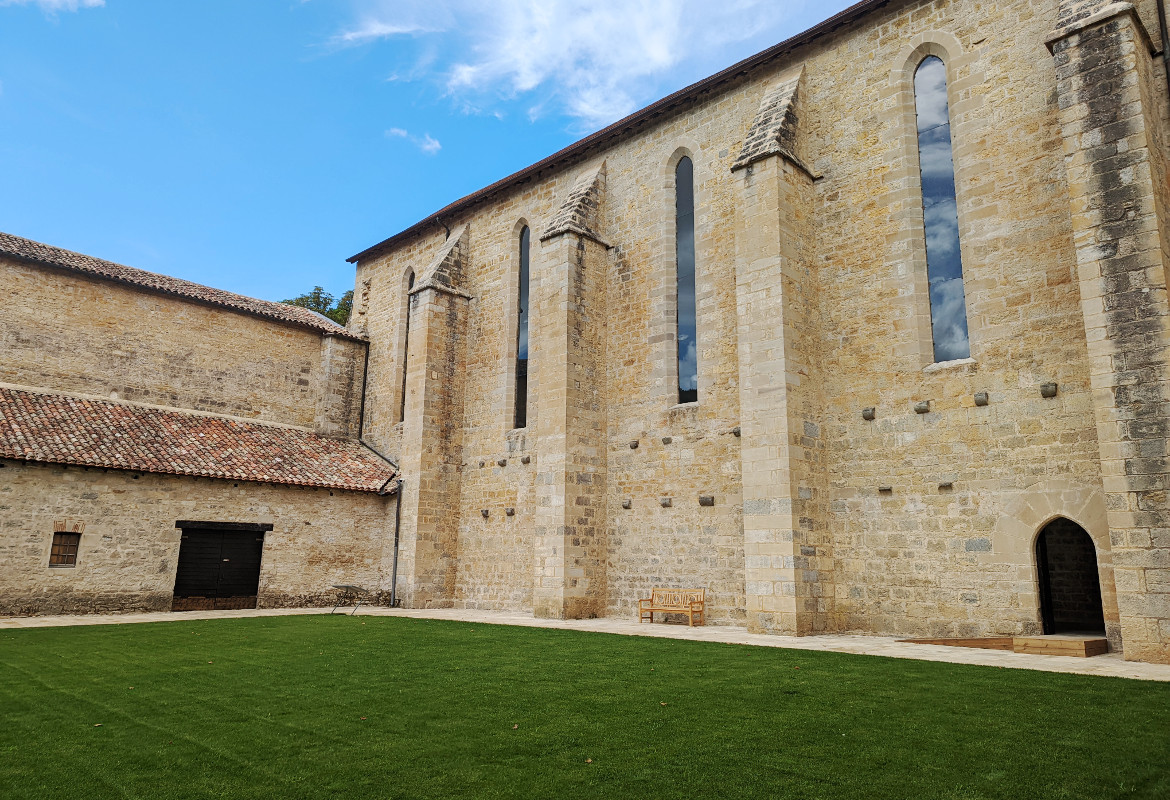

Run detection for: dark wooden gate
[[172, 522, 271, 611], [1035, 517, 1106, 635]]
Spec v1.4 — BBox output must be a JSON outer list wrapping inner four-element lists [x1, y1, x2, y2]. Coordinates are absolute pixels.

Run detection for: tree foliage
[[281, 286, 353, 326]]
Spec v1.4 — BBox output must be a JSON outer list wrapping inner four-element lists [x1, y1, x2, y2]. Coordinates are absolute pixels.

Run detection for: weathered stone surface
[[540, 163, 609, 245], [0, 460, 393, 616], [0, 255, 366, 436], [731, 69, 809, 175], [1050, 4, 1170, 662]]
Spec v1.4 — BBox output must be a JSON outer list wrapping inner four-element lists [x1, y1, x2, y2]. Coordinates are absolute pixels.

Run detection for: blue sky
[[0, 0, 854, 303]]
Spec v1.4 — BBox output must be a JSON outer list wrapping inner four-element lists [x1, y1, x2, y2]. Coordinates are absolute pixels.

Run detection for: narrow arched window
[[914, 55, 969, 362], [398, 271, 415, 423], [675, 156, 698, 403], [514, 227, 530, 428]]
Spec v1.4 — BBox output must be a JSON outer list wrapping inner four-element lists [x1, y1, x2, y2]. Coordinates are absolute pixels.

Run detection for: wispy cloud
[[332, 19, 432, 45], [335, 0, 808, 129], [0, 0, 104, 11], [385, 127, 441, 155]]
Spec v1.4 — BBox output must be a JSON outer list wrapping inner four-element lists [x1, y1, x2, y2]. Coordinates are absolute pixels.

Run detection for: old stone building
[[3, 0, 1170, 664], [0, 232, 397, 613]]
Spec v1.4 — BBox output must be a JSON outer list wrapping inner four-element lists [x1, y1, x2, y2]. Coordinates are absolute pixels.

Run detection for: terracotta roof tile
[[0, 231, 362, 340], [0, 387, 396, 493]]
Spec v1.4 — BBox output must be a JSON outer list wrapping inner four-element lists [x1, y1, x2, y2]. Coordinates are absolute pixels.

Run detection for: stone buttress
[[731, 70, 833, 634], [390, 226, 471, 608], [532, 163, 611, 618], [1049, 0, 1170, 662]]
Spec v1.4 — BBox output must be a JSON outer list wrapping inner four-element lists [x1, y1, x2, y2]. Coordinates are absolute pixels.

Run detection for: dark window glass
[[914, 56, 970, 361], [49, 532, 80, 567], [399, 271, 415, 423], [514, 227, 530, 428], [675, 156, 698, 403]]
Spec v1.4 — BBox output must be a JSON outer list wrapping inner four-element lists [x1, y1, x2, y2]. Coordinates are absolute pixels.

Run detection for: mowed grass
[[2, 617, 1168, 799]]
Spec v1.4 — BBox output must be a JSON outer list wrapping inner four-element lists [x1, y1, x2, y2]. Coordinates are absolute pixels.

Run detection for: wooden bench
[[639, 588, 705, 626]]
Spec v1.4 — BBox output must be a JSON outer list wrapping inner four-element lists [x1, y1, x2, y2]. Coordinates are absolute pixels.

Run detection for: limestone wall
[[806, 1, 1111, 640], [0, 460, 393, 615], [351, 0, 1168, 657], [0, 257, 366, 435]]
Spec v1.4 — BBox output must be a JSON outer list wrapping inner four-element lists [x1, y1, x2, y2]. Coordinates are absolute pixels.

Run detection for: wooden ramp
[[902, 634, 1108, 658]]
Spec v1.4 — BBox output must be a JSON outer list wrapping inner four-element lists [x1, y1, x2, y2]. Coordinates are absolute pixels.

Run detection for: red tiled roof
[[0, 231, 363, 341], [0, 387, 396, 494]]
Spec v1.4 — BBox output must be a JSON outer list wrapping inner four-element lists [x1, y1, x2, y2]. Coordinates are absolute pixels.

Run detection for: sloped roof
[[0, 387, 396, 494], [0, 231, 362, 341]]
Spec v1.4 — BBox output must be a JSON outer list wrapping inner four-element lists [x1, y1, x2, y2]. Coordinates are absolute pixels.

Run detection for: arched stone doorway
[[1035, 517, 1106, 635]]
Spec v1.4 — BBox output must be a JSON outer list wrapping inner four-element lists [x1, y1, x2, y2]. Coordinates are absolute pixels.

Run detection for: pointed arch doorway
[[1035, 518, 1106, 635]]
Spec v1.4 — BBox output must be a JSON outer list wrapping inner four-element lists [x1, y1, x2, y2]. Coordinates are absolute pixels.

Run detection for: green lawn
[[1, 616, 1168, 799]]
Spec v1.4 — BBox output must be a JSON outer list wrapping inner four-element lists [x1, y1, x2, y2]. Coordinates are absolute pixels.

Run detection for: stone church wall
[[348, 0, 1151, 636], [807, 1, 1113, 639], [346, 0, 1166, 659], [0, 256, 366, 436], [0, 460, 393, 615]]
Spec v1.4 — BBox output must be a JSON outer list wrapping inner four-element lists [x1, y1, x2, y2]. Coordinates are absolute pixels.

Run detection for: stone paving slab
[[3, 606, 1168, 683]]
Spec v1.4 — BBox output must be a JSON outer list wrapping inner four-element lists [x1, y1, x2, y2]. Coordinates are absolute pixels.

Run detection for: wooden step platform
[[901, 634, 1108, 658]]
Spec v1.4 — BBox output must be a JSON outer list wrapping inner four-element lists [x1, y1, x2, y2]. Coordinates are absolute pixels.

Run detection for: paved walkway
[[4, 606, 1169, 682]]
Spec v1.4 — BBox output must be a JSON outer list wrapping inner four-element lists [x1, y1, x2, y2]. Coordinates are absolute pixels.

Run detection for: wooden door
[[172, 528, 264, 611]]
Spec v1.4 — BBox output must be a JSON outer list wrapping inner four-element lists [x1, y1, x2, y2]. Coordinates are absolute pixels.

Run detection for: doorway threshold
[[900, 634, 1108, 658]]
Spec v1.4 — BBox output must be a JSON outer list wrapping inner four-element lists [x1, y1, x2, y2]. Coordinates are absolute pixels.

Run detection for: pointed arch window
[[398, 271, 415, 423], [914, 55, 969, 362], [514, 226, 530, 429], [675, 156, 698, 403]]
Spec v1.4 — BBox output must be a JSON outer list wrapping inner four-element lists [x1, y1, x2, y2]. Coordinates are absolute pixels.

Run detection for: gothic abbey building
[[3, 0, 1169, 664]]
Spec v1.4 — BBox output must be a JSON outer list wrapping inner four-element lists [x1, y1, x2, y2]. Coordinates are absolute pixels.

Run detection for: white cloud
[[332, 19, 432, 45], [385, 127, 441, 155], [0, 0, 104, 11], [335, 0, 807, 129]]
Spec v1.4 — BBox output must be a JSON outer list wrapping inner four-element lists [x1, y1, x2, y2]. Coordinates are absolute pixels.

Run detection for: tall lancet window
[[398, 271, 415, 423], [514, 226, 531, 429], [675, 156, 698, 403], [915, 55, 969, 361]]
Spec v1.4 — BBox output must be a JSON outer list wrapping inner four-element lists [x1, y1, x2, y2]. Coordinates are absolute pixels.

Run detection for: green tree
[[281, 287, 354, 326]]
